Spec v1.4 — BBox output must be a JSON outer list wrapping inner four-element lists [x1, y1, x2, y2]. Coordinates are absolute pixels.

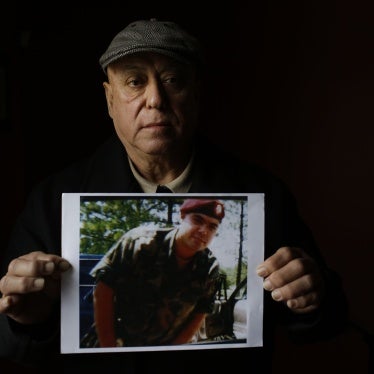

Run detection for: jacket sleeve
[[264, 177, 350, 343], [0, 179, 62, 367]]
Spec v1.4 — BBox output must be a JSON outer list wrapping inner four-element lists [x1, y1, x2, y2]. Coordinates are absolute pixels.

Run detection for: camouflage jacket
[[90, 226, 220, 346]]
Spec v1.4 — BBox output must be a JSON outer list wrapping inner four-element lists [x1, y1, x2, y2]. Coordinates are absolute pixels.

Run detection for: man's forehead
[[108, 52, 191, 72], [187, 212, 220, 226]]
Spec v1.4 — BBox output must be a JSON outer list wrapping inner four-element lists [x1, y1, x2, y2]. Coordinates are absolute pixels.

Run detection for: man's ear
[[103, 81, 114, 119]]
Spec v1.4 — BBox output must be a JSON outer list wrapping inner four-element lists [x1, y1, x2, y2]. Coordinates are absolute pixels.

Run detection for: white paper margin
[[61, 192, 264, 354]]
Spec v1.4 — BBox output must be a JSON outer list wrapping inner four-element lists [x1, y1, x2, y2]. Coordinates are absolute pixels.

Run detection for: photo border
[[61, 192, 264, 353]]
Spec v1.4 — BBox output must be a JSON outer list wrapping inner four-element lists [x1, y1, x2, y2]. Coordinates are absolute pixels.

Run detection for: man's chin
[[138, 139, 182, 156]]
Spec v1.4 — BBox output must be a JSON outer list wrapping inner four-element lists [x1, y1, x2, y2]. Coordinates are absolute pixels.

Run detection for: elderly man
[[0, 19, 347, 373]]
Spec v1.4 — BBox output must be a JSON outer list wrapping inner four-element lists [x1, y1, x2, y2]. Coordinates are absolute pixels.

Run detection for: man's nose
[[146, 79, 165, 109]]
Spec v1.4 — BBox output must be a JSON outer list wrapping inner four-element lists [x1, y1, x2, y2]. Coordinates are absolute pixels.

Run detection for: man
[[0, 19, 348, 373], [85, 198, 224, 348]]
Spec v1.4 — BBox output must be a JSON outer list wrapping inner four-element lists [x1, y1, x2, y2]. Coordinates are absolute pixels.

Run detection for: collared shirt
[[128, 153, 194, 193]]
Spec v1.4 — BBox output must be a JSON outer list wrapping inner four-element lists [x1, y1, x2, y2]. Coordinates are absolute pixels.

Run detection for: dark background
[[1, 1, 373, 372]]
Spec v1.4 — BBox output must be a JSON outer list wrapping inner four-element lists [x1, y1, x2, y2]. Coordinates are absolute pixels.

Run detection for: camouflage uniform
[[90, 226, 220, 346]]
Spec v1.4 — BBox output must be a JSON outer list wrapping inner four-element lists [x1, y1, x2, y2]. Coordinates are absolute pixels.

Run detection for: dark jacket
[[0, 134, 348, 374]]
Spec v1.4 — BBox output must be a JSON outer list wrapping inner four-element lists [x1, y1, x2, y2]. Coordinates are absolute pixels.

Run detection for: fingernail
[[34, 278, 45, 290], [271, 289, 282, 301], [44, 262, 54, 273], [256, 266, 268, 277], [263, 278, 273, 291], [58, 261, 71, 271]]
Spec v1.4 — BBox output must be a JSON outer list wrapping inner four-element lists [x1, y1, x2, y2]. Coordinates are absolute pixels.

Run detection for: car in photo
[[79, 253, 102, 341], [203, 274, 247, 343], [79, 254, 248, 344]]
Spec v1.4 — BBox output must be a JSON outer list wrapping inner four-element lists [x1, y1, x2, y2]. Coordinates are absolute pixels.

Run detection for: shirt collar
[[128, 152, 194, 193]]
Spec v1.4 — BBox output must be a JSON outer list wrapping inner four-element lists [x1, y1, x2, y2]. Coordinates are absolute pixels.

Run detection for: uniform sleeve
[[89, 235, 132, 288]]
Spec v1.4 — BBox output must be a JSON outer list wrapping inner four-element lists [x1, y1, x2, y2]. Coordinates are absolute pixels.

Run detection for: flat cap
[[99, 18, 203, 73], [180, 199, 225, 222]]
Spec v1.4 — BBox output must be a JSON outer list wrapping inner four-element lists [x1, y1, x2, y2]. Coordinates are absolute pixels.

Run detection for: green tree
[[216, 198, 248, 287], [79, 197, 181, 254]]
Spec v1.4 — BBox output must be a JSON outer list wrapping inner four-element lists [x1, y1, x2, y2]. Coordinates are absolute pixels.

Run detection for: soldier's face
[[177, 213, 220, 255]]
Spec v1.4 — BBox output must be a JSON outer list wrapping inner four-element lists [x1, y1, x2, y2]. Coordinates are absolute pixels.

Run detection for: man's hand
[[0, 251, 71, 325], [256, 247, 325, 314]]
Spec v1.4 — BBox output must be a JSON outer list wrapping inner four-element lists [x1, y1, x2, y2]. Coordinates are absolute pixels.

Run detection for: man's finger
[[0, 295, 12, 313], [286, 293, 321, 314], [0, 274, 45, 295], [8, 258, 55, 277], [262, 257, 316, 290], [256, 246, 304, 277]]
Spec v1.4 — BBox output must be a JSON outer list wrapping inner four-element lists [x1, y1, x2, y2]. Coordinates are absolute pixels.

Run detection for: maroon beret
[[180, 199, 225, 222]]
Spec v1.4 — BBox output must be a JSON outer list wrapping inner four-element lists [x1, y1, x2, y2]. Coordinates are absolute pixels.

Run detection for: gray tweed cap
[[99, 18, 203, 73]]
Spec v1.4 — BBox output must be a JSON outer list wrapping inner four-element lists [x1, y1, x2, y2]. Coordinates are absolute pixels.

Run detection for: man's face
[[104, 52, 200, 159], [176, 213, 220, 257]]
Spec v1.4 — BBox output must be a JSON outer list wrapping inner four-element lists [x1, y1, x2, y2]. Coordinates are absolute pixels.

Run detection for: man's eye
[[191, 216, 202, 224], [125, 75, 146, 87], [208, 225, 218, 232], [128, 79, 141, 87], [163, 75, 184, 86], [164, 76, 177, 83]]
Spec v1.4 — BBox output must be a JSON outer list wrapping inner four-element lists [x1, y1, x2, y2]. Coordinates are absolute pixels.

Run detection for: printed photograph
[[61, 193, 264, 353]]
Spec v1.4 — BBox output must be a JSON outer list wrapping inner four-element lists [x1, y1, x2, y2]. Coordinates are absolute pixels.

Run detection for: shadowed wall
[[1, 2, 373, 372]]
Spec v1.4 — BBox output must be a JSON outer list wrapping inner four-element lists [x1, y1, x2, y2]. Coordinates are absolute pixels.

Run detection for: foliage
[[222, 264, 248, 290], [79, 197, 182, 254]]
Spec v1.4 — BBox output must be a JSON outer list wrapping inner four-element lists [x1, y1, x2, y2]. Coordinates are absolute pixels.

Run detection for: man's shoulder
[[29, 135, 133, 195], [123, 226, 175, 244], [192, 134, 286, 193], [118, 226, 175, 258]]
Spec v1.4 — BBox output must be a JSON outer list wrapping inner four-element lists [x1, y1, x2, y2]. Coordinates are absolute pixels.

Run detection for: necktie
[[156, 185, 173, 193]]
